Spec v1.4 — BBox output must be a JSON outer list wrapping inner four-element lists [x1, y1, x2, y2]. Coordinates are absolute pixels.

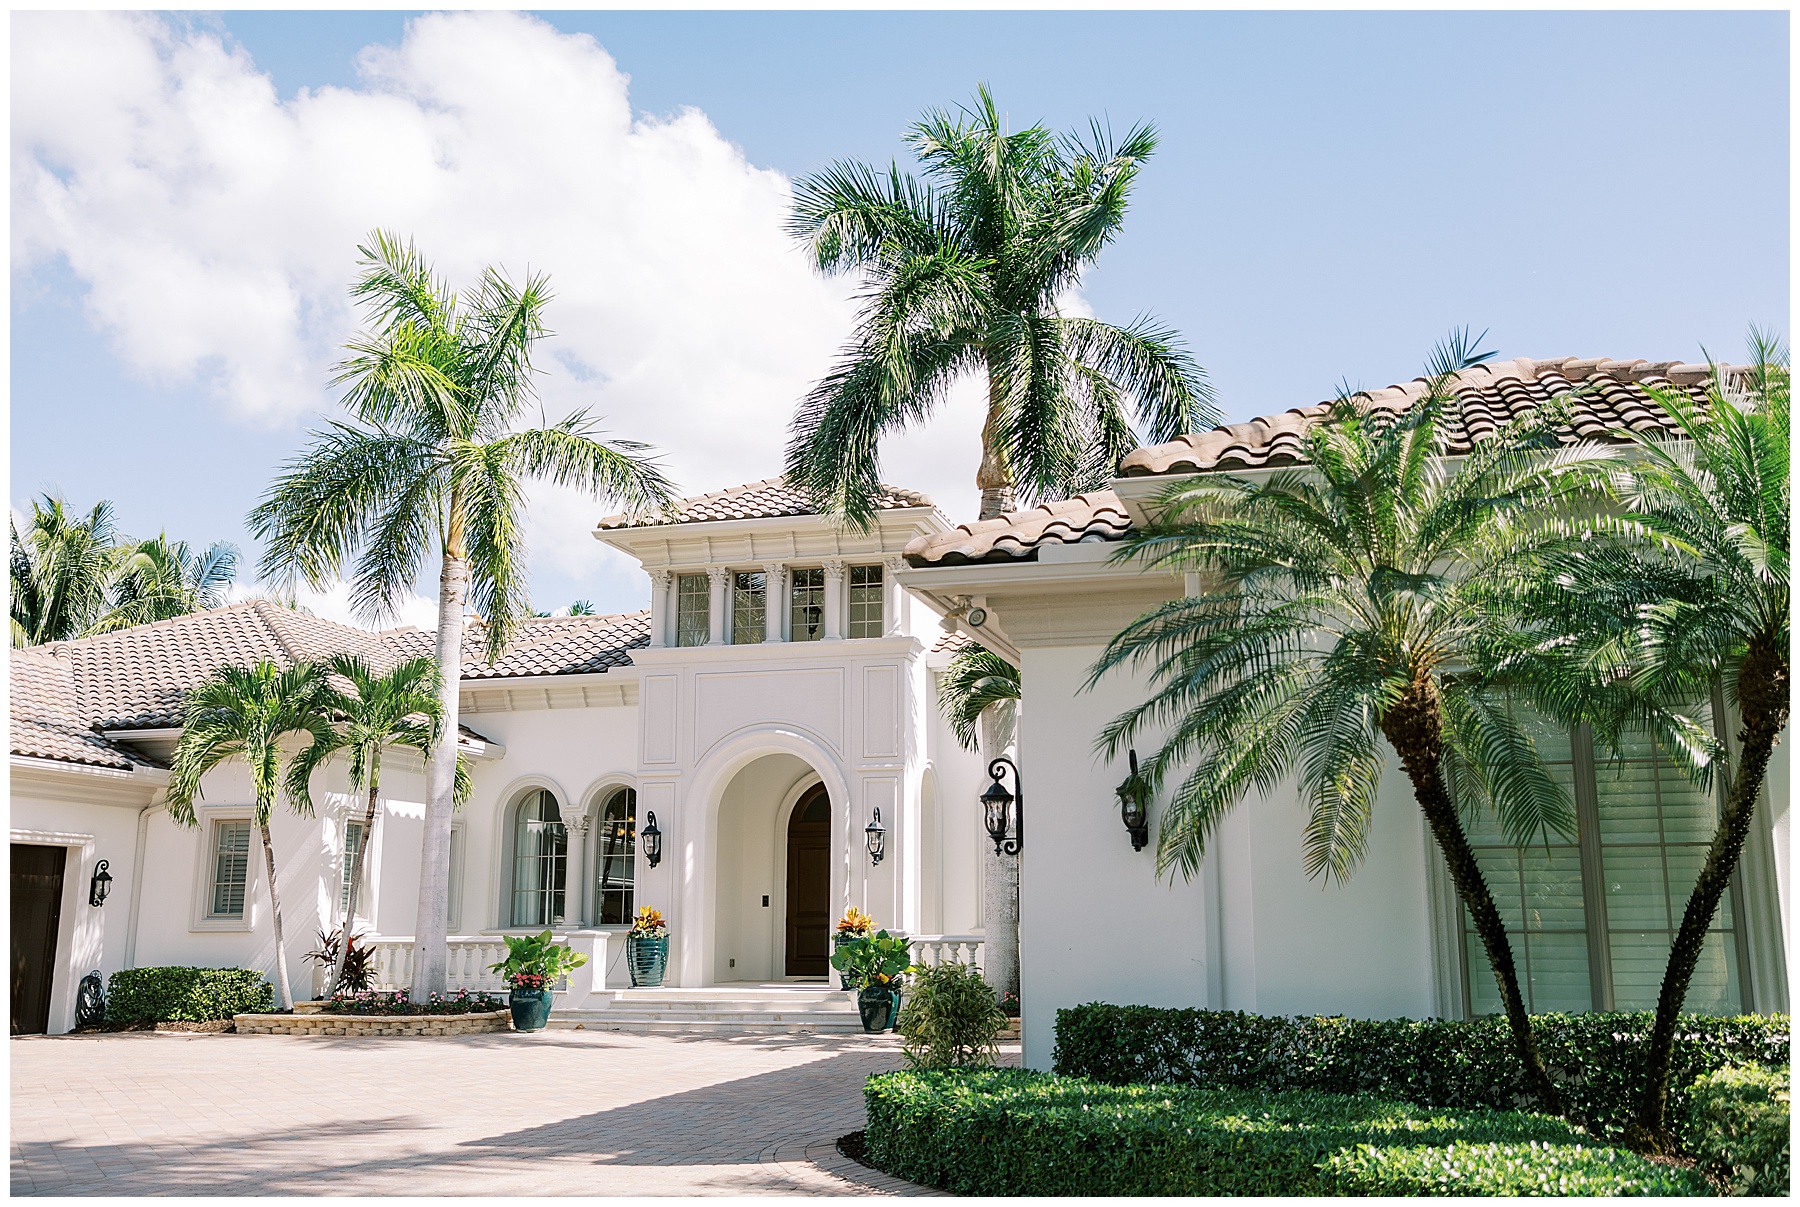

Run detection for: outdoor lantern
[[865, 807, 886, 865], [1115, 750, 1151, 852], [981, 756, 1022, 856], [88, 859, 113, 907], [641, 812, 663, 868]]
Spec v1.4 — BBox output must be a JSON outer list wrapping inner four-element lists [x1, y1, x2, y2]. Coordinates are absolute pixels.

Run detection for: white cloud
[[226, 578, 439, 634], [11, 9, 1016, 604]]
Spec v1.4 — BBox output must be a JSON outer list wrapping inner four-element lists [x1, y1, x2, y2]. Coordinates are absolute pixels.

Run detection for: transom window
[[732, 571, 766, 644], [1460, 698, 1748, 1016], [208, 820, 252, 919], [511, 789, 568, 927], [676, 573, 710, 647], [848, 565, 883, 638], [594, 787, 637, 926], [790, 568, 824, 641]]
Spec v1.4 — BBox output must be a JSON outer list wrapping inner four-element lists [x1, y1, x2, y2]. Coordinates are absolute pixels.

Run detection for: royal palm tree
[[90, 534, 237, 633], [286, 654, 467, 995], [10, 495, 118, 646], [1500, 331, 1789, 1150], [166, 661, 333, 1012], [786, 85, 1218, 527], [1090, 334, 1621, 1113], [249, 231, 675, 1002], [936, 642, 1022, 752]]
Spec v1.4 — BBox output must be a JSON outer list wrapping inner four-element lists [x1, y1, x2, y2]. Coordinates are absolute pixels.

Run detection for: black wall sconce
[[1115, 750, 1151, 852], [641, 812, 663, 868], [981, 757, 1023, 856], [89, 859, 113, 907], [865, 807, 886, 865]]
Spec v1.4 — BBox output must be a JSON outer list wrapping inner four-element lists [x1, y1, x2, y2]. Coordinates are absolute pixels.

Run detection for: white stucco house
[[12, 354, 1789, 1061]]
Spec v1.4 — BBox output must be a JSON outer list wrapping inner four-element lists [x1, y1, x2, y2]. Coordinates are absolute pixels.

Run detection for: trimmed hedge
[[107, 967, 272, 1023], [1684, 1063, 1790, 1196], [1053, 1004, 1789, 1141], [862, 1069, 1701, 1196]]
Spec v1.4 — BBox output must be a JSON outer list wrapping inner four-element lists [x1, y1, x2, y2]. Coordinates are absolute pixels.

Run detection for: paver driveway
[[13, 1028, 997, 1196]]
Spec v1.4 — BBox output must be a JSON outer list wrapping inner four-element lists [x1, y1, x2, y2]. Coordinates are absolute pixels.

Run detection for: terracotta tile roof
[[596, 477, 933, 530], [907, 355, 1725, 566], [1120, 356, 1719, 477], [10, 648, 159, 771], [903, 491, 1131, 567], [10, 601, 647, 766]]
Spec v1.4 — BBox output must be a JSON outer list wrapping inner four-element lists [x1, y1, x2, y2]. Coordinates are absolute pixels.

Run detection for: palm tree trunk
[[329, 774, 381, 995], [977, 354, 1015, 520], [1380, 677, 1564, 1116], [1627, 639, 1789, 1152], [411, 543, 468, 1005], [257, 814, 293, 1012]]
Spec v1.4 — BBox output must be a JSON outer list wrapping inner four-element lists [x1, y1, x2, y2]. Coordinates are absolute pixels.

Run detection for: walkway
[[12, 1028, 1002, 1195]]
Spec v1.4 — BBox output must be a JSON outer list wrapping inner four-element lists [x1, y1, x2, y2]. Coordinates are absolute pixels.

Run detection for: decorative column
[[707, 567, 729, 645], [647, 569, 671, 648], [821, 559, 845, 641], [564, 812, 591, 929], [883, 555, 907, 638], [762, 563, 786, 643]]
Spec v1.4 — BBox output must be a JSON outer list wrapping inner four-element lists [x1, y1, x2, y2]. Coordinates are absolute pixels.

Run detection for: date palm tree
[[1499, 331, 1789, 1150], [10, 495, 118, 646], [90, 534, 238, 633], [1090, 334, 1620, 1114], [249, 231, 675, 1003], [285, 654, 469, 995], [786, 85, 1218, 527], [166, 661, 334, 1012]]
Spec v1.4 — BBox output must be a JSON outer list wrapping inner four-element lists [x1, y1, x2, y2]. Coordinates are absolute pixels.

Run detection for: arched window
[[593, 787, 637, 925], [511, 788, 567, 927]]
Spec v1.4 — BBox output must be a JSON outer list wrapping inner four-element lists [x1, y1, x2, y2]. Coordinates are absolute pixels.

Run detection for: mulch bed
[[72, 1019, 239, 1033], [836, 1130, 871, 1165]]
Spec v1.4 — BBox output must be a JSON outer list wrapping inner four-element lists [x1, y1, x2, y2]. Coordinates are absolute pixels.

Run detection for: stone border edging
[[233, 1010, 511, 1036]]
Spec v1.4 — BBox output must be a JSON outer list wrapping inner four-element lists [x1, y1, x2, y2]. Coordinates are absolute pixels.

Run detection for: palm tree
[[90, 534, 238, 633], [249, 231, 676, 1002], [786, 85, 1218, 527], [286, 654, 467, 995], [1500, 331, 1789, 1150], [1089, 334, 1620, 1114], [166, 661, 333, 1012], [10, 494, 118, 646], [567, 599, 596, 616], [936, 643, 1022, 752]]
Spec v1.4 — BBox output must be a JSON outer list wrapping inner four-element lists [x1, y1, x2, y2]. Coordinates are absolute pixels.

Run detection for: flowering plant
[[486, 930, 587, 989], [629, 906, 669, 939], [997, 989, 1020, 1018], [835, 906, 875, 937], [324, 988, 507, 1016]]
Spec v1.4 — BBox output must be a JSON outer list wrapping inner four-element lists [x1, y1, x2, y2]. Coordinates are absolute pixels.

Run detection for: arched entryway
[[784, 784, 831, 976]]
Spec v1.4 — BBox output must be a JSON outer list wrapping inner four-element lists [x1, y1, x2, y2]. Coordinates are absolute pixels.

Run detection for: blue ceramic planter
[[509, 986, 553, 1032], [629, 935, 669, 987]]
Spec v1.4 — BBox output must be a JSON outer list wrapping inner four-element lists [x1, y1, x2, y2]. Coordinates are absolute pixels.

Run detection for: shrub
[[861, 1069, 1700, 1197], [324, 989, 507, 1016], [107, 967, 272, 1023], [895, 962, 1007, 1069], [1320, 1140, 1703, 1196], [1684, 1063, 1790, 1196], [1053, 1004, 1789, 1141]]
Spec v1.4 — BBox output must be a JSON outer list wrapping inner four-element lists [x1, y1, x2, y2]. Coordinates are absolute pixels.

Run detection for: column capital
[[883, 554, 907, 575], [565, 813, 592, 837], [707, 565, 732, 587], [761, 561, 786, 580], [648, 568, 672, 589], [821, 558, 847, 582]]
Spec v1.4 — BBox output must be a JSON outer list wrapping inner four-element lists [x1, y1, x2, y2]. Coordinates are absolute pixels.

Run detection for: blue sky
[[12, 10, 1788, 624]]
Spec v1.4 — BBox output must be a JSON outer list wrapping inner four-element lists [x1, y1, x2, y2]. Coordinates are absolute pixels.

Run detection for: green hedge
[[107, 967, 272, 1023], [862, 1069, 1701, 1196], [1684, 1063, 1790, 1196], [1052, 1004, 1789, 1140]]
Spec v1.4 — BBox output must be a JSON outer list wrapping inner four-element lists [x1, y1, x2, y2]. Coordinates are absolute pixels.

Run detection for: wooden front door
[[784, 785, 831, 977], [12, 844, 66, 1036]]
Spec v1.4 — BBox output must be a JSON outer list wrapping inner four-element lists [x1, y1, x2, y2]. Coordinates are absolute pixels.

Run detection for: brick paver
[[12, 1029, 1008, 1196]]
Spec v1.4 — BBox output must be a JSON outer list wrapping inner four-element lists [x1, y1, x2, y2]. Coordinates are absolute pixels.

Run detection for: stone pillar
[[762, 563, 785, 643], [647, 570, 671, 648], [707, 567, 729, 645], [883, 555, 907, 638], [564, 812, 591, 928], [821, 559, 845, 641], [980, 704, 1020, 1003]]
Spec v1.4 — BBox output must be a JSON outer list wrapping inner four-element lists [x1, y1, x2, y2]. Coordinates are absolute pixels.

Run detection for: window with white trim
[[676, 574, 709, 647], [447, 826, 465, 932], [511, 789, 567, 927], [339, 820, 366, 918], [789, 568, 824, 641], [848, 565, 883, 637], [732, 571, 766, 644], [208, 820, 253, 920], [593, 787, 637, 926]]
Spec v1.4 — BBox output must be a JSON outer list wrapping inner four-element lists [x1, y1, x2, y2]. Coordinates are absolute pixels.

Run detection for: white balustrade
[[363, 935, 583, 995], [905, 934, 986, 970]]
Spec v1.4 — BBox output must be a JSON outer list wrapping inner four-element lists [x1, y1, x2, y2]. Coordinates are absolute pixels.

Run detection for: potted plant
[[829, 929, 914, 1032], [487, 930, 588, 1033], [832, 907, 874, 989], [627, 906, 670, 987]]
